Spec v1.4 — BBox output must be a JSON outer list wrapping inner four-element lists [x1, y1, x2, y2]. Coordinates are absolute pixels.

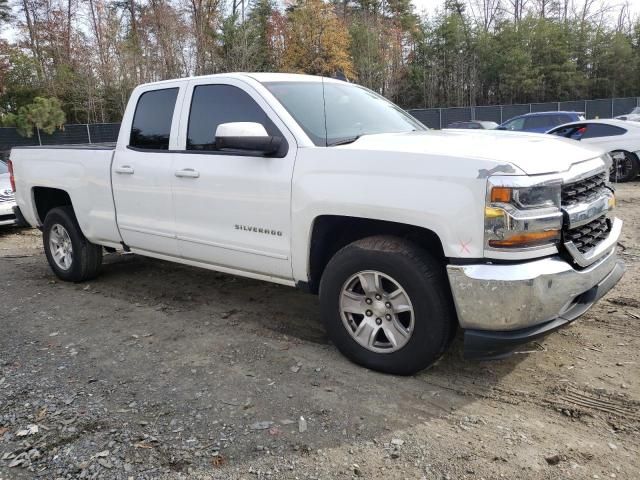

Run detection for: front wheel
[[609, 151, 639, 183], [43, 206, 103, 282], [319, 236, 456, 375]]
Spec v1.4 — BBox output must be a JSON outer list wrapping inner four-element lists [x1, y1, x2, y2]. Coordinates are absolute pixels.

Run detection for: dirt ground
[[0, 183, 638, 480]]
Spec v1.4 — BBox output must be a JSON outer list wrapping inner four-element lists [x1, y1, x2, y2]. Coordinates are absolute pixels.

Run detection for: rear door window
[[130, 88, 179, 150], [524, 115, 553, 130], [581, 124, 627, 139]]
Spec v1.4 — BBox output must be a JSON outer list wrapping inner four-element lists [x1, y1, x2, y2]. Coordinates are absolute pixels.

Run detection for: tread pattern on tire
[[43, 206, 102, 282], [319, 234, 457, 375]]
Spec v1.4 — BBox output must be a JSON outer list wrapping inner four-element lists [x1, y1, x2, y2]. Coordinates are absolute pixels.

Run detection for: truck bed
[[10, 145, 121, 247]]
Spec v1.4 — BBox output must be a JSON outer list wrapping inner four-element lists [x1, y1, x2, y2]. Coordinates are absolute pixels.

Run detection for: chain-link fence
[[1, 96, 638, 158], [409, 97, 640, 129], [0, 123, 120, 160]]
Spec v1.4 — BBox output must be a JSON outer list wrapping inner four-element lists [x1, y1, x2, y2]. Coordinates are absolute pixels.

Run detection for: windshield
[[0, 161, 7, 174], [263, 80, 425, 146]]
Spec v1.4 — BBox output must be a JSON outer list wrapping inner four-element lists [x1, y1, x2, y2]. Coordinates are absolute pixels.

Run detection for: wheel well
[[307, 215, 446, 294], [612, 149, 639, 162], [32, 187, 72, 224]]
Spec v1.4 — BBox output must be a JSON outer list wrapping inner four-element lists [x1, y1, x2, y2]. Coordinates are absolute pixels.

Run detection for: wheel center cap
[[371, 300, 387, 318]]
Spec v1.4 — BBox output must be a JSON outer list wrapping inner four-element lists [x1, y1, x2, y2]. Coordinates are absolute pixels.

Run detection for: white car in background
[[615, 107, 640, 122], [0, 160, 19, 226], [547, 119, 640, 183]]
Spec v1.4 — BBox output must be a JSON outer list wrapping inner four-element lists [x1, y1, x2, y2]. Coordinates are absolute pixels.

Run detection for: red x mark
[[459, 239, 472, 254]]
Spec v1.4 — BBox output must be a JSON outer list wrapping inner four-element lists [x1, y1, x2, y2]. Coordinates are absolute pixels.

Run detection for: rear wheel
[[43, 206, 103, 282], [609, 151, 639, 183], [319, 236, 456, 375]]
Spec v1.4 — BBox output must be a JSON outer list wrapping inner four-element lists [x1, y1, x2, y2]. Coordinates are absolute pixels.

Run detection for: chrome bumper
[[447, 244, 624, 332], [0, 200, 17, 226]]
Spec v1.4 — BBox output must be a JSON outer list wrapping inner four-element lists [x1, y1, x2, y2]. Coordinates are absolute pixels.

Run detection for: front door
[[171, 79, 297, 280]]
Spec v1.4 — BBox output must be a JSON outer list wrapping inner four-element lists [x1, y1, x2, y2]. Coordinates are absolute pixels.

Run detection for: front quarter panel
[[290, 147, 520, 282]]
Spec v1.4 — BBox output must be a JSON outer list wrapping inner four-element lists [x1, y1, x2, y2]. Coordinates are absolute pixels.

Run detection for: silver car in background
[[0, 160, 18, 226]]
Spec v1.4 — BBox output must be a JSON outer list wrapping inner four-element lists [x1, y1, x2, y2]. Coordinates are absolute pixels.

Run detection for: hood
[[341, 130, 606, 176]]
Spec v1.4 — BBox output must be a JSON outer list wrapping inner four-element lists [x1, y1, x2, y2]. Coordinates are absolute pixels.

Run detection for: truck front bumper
[[447, 247, 625, 359]]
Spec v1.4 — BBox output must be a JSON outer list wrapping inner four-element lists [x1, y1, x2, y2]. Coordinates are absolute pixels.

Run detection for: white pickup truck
[[9, 73, 625, 374]]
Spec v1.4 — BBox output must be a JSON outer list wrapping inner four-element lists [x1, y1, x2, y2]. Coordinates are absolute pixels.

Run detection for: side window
[[549, 126, 573, 137], [581, 124, 627, 139], [130, 88, 179, 150], [504, 117, 525, 130], [549, 125, 585, 139], [187, 84, 280, 151], [524, 115, 552, 129]]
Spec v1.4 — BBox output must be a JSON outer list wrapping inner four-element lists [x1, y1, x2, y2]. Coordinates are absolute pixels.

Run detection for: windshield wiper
[[327, 135, 362, 147]]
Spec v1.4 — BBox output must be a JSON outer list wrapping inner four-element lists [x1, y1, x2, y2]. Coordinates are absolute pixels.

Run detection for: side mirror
[[215, 122, 282, 155]]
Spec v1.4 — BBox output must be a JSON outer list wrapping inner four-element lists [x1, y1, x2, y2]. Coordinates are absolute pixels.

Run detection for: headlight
[[485, 178, 562, 250]]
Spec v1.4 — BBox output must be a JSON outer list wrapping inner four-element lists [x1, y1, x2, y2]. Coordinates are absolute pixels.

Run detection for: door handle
[[115, 165, 134, 174], [175, 168, 200, 178]]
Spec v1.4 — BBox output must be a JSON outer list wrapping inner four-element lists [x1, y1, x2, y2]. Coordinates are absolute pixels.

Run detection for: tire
[[319, 235, 456, 375], [43, 206, 103, 282], [609, 151, 639, 183]]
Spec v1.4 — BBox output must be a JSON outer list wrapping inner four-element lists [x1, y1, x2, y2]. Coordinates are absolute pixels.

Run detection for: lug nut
[[365, 310, 373, 317], [385, 314, 392, 321], [375, 294, 382, 300], [375, 318, 382, 325], [365, 298, 372, 305], [385, 302, 392, 308]]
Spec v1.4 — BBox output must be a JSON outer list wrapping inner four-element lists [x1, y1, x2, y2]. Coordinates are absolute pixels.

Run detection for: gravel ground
[[1, 183, 639, 480]]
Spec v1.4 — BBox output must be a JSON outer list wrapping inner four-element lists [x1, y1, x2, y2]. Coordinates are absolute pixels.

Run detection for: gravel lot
[[1, 183, 639, 480]]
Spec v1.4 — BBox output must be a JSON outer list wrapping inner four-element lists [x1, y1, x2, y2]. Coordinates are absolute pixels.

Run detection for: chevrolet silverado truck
[[9, 73, 625, 374]]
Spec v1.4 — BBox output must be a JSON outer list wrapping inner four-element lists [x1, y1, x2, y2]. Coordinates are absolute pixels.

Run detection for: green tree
[[246, 0, 276, 71], [2, 97, 66, 137]]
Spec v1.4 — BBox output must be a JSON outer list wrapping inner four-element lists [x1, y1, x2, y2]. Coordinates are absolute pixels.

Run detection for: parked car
[[445, 121, 498, 129], [498, 111, 586, 133], [547, 119, 640, 183], [9, 73, 624, 374], [615, 107, 640, 122], [0, 160, 19, 226]]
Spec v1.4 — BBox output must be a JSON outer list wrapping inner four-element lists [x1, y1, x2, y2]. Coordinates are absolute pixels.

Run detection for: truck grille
[[563, 215, 611, 254], [0, 191, 14, 203], [561, 172, 607, 206], [561, 171, 611, 259]]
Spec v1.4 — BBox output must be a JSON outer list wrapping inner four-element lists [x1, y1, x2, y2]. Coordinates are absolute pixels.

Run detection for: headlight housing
[[485, 177, 562, 251]]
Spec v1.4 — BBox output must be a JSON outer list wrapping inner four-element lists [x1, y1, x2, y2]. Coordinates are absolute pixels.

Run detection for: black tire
[[319, 235, 456, 375], [609, 151, 639, 183], [43, 206, 103, 282]]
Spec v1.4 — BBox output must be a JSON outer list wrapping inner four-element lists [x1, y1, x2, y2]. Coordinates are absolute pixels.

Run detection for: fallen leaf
[[134, 442, 154, 449]]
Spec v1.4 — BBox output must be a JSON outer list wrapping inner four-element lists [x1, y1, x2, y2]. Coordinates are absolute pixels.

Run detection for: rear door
[[171, 78, 297, 280], [112, 83, 184, 256], [523, 115, 555, 133], [579, 123, 627, 149]]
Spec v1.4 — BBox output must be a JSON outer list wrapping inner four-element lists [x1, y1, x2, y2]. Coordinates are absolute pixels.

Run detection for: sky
[[2, 0, 640, 41]]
